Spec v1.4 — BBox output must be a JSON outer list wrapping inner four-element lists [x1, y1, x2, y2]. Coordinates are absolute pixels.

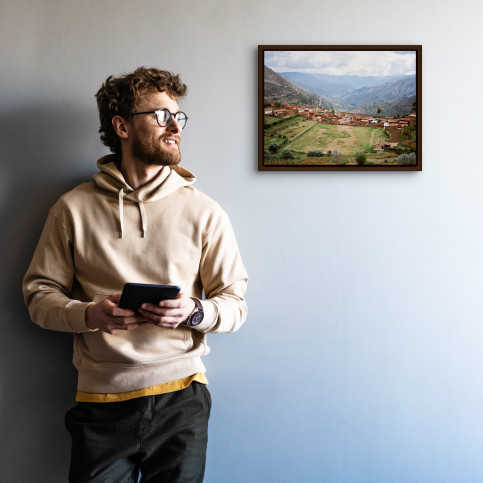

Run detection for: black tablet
[[118, 283, 181, 312]]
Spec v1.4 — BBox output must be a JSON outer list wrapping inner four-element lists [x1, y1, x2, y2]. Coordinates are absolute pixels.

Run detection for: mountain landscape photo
[[261, 49, 419, 169]]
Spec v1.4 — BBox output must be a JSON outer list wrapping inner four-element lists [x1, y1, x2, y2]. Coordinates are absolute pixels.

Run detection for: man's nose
[[167, 117, 181, 133]]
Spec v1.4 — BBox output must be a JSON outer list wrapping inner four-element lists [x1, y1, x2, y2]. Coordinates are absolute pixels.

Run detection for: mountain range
[[265, 66, 416, 116], [264, 66, 333, 109]]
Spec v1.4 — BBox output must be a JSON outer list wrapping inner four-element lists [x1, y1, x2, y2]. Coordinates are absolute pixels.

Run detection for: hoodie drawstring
[[118, 188, 148, 238], [139, 201, 147, 238], [118, 188, 124, 238]]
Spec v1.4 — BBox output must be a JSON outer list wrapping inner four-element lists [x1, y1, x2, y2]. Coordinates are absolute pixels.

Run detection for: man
[[23, 67, 248, 482]]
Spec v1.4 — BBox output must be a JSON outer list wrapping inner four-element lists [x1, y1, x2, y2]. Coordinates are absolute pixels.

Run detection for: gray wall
[[2, 1, 483, 481]]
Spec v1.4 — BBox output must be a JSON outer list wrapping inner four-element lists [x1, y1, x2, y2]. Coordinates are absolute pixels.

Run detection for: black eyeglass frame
[[131, 108, 188, 129]]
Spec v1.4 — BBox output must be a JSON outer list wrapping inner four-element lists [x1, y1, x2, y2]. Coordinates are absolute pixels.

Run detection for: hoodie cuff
[[194, 299, 218, 333], [66, 300, 98, 333]]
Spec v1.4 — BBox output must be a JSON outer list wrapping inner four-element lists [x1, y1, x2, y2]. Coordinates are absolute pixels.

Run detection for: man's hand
[[138, 292, 195, 329], [86, 294, 148, 334]]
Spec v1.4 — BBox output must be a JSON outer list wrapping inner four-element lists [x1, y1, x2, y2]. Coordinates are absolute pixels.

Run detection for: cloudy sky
[[265, 50, 416, 76]]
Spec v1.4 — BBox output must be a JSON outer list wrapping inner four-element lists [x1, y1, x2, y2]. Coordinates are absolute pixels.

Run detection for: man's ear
[[112, 115, 130, 139]]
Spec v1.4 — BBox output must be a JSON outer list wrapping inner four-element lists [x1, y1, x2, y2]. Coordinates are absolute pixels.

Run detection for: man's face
[[129, 90, 183, 166]]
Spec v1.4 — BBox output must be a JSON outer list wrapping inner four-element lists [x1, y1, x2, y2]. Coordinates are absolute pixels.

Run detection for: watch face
[[188, 310, 203, 327]]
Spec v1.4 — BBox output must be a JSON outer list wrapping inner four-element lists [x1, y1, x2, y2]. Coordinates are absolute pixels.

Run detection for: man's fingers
[[138, 308, 185, 323], [110, 305, 136, 317], [100, 294, 134, 317], [140, 305, 185, 315], [144, 299, 188, 310], [87, 293, 149, 334], [159, 299, 184, 308], [139, 307, 186, 320]]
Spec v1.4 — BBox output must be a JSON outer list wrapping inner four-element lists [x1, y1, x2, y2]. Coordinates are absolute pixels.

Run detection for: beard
[[131, 130, 182, 167]]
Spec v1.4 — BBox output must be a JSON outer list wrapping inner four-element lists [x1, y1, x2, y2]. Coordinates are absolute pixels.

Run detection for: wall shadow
[[0, 105, 99, 482]]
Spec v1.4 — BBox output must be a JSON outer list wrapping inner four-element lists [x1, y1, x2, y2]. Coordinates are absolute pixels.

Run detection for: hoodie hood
[[93, 154, 196, 237], [93, 154, 195, 202]]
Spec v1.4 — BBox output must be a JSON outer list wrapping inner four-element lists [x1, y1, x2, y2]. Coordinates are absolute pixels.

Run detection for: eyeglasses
[[131, 108, 188, 129]]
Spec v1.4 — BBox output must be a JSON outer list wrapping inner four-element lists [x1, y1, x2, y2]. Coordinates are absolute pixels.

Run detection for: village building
[[399, 115, 416, 126], [272, 109, 288, 117], [300, 110, 315, 119], [374, 141, 399, 152]]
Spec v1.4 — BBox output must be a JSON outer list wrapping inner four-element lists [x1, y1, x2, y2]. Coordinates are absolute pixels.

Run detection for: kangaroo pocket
[[74, 323, 191, 369]]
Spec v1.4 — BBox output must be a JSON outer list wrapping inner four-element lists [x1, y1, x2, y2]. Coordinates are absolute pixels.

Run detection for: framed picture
[[258, 45, 422, 171]]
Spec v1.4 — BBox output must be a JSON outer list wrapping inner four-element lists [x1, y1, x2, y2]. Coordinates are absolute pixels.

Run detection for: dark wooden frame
[[258, 45, 422, 171]]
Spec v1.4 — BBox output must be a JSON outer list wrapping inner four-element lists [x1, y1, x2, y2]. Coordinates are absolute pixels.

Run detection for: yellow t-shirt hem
[[75, 373, 208, 403]]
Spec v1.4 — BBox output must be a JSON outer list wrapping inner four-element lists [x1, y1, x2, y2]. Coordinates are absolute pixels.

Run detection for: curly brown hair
[[95, 67, 188, 154]]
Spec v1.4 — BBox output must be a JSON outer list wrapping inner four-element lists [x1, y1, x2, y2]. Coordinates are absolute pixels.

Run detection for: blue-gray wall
[[1, 1, 483, 481]]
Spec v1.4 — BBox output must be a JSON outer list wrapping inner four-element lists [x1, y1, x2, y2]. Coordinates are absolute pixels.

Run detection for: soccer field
[[286, 123, 384, 155]]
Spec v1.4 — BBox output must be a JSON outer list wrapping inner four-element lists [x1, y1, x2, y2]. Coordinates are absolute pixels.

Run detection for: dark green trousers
[[65, 382, 211, 482]]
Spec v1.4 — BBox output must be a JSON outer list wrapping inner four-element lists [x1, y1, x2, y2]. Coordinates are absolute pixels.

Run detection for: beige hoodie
[[23, 155, 248, 394]]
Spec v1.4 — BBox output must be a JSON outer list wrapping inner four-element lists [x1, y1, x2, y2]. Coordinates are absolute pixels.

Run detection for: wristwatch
[[185, 298, 204, 327]]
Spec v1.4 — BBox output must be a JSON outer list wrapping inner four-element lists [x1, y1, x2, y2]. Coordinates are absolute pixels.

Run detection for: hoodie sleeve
[[22, 210, 92, 333], [194, 211, 248, 334]]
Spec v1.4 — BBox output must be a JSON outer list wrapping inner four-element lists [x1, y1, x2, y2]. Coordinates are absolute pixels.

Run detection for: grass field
[[264, 116, 317, 148], [265, 116, 298, 133], [265, 116, 287, 125], [285, 124, 385, 155], [277, 119, 316, 142]]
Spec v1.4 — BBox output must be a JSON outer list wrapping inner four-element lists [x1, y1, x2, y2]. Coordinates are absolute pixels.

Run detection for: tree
[[355, 151, 366, 166], [396, 153, 416, 166], [307, 150, 324, 157], [268, 142, 279, 154], [331, 149, 342, 164], [377, 107, 382, 116], [280, 149, 294, 159]]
